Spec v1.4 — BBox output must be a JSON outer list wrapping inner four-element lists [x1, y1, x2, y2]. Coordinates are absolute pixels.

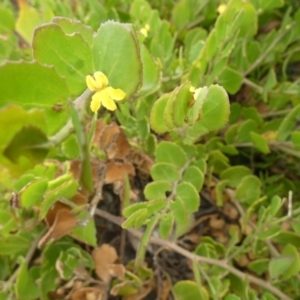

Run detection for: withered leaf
[[105, 160, 135, 184], [39, 208, 77, 247], [92, 244, 118, 282]]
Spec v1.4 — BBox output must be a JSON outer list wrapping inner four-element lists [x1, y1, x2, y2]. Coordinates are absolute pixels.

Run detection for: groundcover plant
[[0, 0, 300, 299]]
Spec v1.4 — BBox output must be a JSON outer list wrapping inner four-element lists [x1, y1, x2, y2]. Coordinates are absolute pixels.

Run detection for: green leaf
[[176, 182, 200, 213], [269, 195, 283, 217], [147, 199, 167, 214], [139, 44, 161, 97], [40, 175, 78, 219], [16, 1, 43, 43], [273, 231, 300, 248], [16, 260, 41, 300], [0, 106, 48, 175], [61, 135, 80, 159], [215, 180, 229, 206], [277, 103, 300, 141], [170, 197, 187, 224], [291, 131, 300, 150], [0, 7, 14, 33], [268, 256, 294, 279], [150, 94, 170, 134], [52, 17, 94, 44], [220, 166, 252, 188], [3, 126, 48, 164], [33, 23, 93, 95], [0, 235, 32, 255], [155, 141, 187, 169], [182, 166, 204, 191], [0, 62, 70, 134], [92, 21, 142, 99], [123, 202, 148, 218], [174, 280, 208, 300], [151, 163, 180, 182], [159, 212, 175, 239], [248, 259, 269, 276], [224, 295, 241, 300], [20, 179, 47, 208], [258, 225, 282, 240], [236, 119, 258, 143], [196, 84, 230, 132], [235, 175, 261, 203], [250, 132, 270, 154], [172, 82, 193, 127], [187, 86, 208, 125], [122, 208, 148, 229], [71, 218, 97, 246], [219, 67, 243, 94], [281, 244, 300, 279], [144, 181, 171, 200]]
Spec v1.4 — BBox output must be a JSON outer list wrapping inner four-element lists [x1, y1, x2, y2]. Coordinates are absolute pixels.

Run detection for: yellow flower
[[217, 4, 227, 14], [140, 24, 150, 37], [86, 72, 126, 113], [189, 86, 202, 100]]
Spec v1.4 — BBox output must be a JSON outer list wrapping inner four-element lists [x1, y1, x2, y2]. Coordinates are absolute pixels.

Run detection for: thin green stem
[[41, 89, 93, 149], [244, 24, 295, 76]]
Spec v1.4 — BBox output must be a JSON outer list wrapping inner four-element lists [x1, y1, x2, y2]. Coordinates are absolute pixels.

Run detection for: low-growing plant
[[0, 0, 300, 299]]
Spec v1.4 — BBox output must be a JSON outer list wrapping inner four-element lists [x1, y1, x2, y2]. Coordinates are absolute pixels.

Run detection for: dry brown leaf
[[129, 149, 153, 174], [92, 244, 118, 282], [71, 287, 104, 300], [160, 279, 172, 300], [97, 122, 130, 159], [105, 160, 135, 184], [108, 264, 126, 280], [223, 202, 239, 220], [39, 209, 78, 247], [209, 215, 226, 230]]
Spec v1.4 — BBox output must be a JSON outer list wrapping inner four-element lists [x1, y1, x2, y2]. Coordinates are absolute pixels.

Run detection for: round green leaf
[[155, 141, 187, 169], [151, 162, 180, 182], [144, 181, 171, 200], [182, 166, 204, 191], [92, 21, 142, 99], [200, 84, 230, 131], [174, 280, 208, 300], [176, 182, 200, 213], [235, 175, 261, 203], [0, 62, 70, 134], [33, 23, 93, 95], [150, 94, 170, 134], [220, 166, 252, 188]]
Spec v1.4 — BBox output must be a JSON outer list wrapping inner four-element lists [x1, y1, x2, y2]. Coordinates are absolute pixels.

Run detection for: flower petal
[[86, 75, 98, 91], [90, 92, 102, 113], [101, 92, 117, 111], [94, 72, 109, 89], [106, 87, 126, 101]]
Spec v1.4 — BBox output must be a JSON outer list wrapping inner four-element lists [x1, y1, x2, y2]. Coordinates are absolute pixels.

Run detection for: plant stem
[[42, 89, 93, 149], [95, 208, 292, 300], [244, 24, 294, 76]]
